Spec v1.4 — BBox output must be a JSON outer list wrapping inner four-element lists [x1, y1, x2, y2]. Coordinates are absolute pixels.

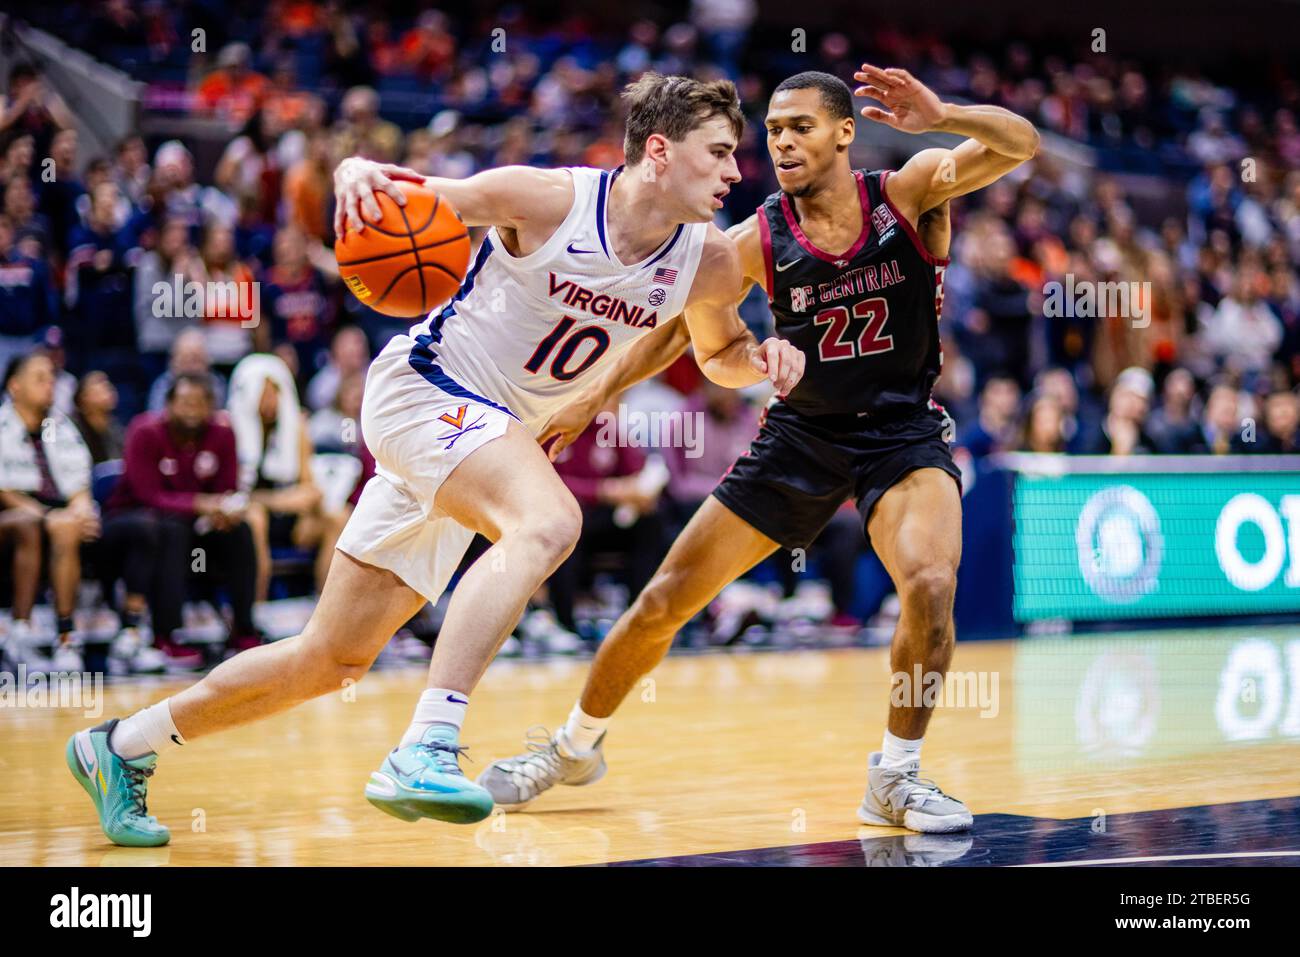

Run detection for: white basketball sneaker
[[477, 726, 606, 810], [857, 752, 973, 833]]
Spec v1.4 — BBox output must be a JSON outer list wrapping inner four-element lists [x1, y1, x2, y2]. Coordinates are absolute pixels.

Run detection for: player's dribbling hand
[[333, 158, 427, 237], [750, 337, 805, 397], [852, 64, 947, 134]]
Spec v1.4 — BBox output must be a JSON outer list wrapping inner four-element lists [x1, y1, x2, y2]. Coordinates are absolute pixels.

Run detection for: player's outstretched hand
[[333, 157, 427, 237], [852, 63, 947, 134], [538, 392, 603, 462], [750, 338, 805, 397]]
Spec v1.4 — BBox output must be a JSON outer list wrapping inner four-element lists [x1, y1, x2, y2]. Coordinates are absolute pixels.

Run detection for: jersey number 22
[[813, 297, 892, 362]]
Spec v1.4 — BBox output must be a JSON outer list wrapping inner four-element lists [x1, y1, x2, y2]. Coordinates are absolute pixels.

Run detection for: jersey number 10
[[524, 317, 612, 381], [813, 297, 893, 362]]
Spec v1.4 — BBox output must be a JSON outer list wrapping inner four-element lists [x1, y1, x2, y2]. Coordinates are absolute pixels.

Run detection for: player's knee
[[519, 500, 581, 563], [329, 657, 371, 691], [632, 571, 693, 636], [299, 646, 370, 696], [901, 563, 957, 624]]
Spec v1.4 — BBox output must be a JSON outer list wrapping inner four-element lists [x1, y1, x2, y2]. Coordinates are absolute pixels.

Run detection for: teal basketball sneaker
[[365, 724, 494, 824], [66, 719, 171, 847]]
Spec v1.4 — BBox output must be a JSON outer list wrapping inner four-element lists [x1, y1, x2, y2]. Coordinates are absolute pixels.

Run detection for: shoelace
[[415, 739, 471, 777], [524, 725, 559, 758], [876, 766, 951, 809], [500, 727, 566, 793], [122, 764, 155, 817]]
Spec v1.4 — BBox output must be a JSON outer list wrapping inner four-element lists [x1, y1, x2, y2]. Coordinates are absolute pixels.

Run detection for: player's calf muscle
[[172, 557, 418, 738], [580, 569, 710, 714], [170, 643, 306, 737], [172, 632, 378, 739]]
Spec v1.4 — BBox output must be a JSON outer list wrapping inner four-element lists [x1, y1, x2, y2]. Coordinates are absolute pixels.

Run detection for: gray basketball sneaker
[[857, 751, 973, 833], [477, 726, 606, 810]]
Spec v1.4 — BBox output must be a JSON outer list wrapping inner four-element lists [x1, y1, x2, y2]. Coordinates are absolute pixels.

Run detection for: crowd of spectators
[[0, 3, 1296, 671]]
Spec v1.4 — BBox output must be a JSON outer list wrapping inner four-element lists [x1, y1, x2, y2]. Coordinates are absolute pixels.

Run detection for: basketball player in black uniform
[[479, 65, 1039, 832]]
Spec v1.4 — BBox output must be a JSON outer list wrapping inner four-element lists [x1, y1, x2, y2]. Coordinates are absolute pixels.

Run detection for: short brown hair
[[621, 73, 744, 166]]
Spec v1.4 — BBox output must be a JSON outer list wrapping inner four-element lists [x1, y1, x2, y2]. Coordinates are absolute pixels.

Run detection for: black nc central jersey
[[757, 169, 948, 418]]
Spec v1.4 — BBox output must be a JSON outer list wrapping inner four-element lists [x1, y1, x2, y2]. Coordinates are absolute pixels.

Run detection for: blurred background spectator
[[107, 372, 261, 668], [71, 370, 125, 464], [0, 351, 97, 670], [228, 353, 348, 600], [0, 2, 1296, 664]]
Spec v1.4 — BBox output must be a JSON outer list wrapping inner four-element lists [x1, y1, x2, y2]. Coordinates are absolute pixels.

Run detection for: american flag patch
[[652, 267, 678, 285]]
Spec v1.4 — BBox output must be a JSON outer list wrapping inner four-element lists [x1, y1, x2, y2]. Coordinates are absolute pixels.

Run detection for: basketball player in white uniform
[[66, 73, 805, 844]]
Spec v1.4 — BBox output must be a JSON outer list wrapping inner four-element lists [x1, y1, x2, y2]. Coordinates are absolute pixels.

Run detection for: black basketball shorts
[[711, 400, 962, 551]]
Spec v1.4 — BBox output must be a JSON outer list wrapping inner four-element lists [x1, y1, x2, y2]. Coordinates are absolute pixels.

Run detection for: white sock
[[400, 688, 468, 748], [560, 701, 609, 755], [880, 730, 923, 770], [110, 700, 185, 761]]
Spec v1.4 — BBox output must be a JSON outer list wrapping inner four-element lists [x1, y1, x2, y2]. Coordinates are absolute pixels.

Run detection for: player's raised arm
[[682, 224, 804, 394], [332, 157, 573, 236], [852, 63, 1039, 221]]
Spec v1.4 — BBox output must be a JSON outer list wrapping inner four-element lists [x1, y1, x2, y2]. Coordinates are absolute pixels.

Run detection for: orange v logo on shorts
[[437, 405, 469, 429]]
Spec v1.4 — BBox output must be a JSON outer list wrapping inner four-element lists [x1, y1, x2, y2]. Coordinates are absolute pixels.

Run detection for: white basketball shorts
[[335, 333, 517, 602]]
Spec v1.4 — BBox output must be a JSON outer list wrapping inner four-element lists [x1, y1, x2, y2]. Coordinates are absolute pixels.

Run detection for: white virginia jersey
[[406, 166, 708, 431]]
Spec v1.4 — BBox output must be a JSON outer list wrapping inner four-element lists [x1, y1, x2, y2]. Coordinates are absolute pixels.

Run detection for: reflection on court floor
[[2, 624, 1298, 866]]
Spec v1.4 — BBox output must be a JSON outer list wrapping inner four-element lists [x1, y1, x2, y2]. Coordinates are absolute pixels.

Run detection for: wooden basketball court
[[3, 624, 1299, 866]]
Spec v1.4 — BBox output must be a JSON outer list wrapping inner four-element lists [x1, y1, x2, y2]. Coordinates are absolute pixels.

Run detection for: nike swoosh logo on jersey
[[567, 243, 597, 254], [775, 259, 799, 272]]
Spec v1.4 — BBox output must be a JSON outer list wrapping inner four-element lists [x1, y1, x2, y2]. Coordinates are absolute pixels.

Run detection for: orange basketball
[[334, 181, 471, 317]]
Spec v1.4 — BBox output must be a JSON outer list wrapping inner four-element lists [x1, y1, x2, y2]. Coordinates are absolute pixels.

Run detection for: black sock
[[56, 615, 75, 638], [121, 610, 142, 629]]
